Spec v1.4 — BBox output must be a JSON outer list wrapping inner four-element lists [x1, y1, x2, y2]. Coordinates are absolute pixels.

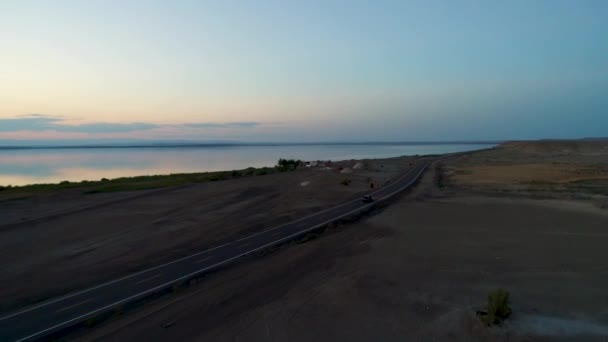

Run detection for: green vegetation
[[0, 161, 294, 195], [478, 289, 512, 326], [276, 158, 302, 171]]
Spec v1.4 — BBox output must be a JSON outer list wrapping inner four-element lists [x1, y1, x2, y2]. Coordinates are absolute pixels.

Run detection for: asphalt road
[[0, 160, 430, 341]]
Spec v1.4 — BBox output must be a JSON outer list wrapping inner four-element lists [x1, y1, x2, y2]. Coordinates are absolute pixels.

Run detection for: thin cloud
[[184, 122, 260, 129], [0, 115, 267, 139], [58, 122, 160, 133], [0, 115, 62, 132], [0, 115, 160, 133], [17, 114, 62, 118]]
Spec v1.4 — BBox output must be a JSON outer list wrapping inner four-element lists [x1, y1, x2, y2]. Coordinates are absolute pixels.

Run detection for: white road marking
[[134, 274, 161, 285], [0, 241, 232, 322], [54, 299, 93, 314], [14, 162, 431, 342], [4, 164, 427, 323], [232, 163, 422, 243]]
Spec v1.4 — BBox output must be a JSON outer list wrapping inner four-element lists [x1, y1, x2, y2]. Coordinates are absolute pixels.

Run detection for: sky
[[1, 0, 607, 143]]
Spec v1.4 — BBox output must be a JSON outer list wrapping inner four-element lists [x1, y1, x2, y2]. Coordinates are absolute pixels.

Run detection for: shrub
[[478, 289, 512, 325], [276, 158, 302, 171], [256, 167, 271, 175], [209, 172, 226, 181]]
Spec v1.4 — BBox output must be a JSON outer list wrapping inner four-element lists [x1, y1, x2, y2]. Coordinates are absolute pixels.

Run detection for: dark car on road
[[362, 195, 374, 203]]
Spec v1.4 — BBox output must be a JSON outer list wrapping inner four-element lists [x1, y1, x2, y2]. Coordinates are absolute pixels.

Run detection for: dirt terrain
[[441, 140, 608, 208], [0, 157, 414, 313], [69, 140, 608, 341], [7, 141, 608, 341]]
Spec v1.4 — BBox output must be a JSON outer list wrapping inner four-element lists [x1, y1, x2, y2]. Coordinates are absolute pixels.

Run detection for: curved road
[[0, 160, 430, 341]]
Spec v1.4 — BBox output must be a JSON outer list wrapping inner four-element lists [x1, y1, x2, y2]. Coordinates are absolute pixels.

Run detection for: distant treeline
[[276, 158, 303, 171]]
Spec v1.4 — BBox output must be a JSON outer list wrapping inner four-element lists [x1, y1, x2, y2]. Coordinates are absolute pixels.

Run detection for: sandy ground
[[0, 157, 414, 313], [5, 141, 608, 341], [74, 151, 608, 341], [442, 140, 608, 208]]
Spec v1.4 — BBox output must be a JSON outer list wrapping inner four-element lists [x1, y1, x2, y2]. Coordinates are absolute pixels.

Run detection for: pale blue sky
[[0, 0, 606, 142]]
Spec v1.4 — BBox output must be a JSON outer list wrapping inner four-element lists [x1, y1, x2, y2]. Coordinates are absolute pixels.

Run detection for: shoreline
[[0, 155, 431, 193], [0, 154, 416, 314], [0, 144, 497, 188], [0, 165, 283, 194], [1, 141, 607, 340]]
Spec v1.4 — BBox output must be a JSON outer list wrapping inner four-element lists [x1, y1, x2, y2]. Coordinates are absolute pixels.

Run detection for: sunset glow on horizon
[[1, 1, 607, 143]]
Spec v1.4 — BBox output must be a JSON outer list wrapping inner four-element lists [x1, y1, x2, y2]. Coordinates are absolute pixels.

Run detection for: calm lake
[[0, 143, 494, 186]]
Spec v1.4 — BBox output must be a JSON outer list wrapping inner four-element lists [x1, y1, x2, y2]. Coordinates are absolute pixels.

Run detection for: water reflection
[[0, 144, 493, 186]]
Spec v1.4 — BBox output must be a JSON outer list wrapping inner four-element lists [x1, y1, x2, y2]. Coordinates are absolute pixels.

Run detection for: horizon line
[[0, 140, 504, 150]]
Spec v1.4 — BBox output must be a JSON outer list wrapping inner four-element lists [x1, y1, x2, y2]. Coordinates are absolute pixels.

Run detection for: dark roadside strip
[[0, 161, 432, 342]]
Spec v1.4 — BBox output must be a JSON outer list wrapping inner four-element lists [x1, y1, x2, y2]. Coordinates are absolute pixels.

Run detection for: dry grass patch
[[449, 164, 608, 185]]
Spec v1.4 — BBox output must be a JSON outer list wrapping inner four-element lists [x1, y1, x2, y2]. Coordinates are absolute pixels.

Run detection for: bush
[[209, 172, 227, 181], [276, 158, 302, 171], [256, 167, 272, 175], [244, 167, 256, 176], [478, 289, 512, 325]]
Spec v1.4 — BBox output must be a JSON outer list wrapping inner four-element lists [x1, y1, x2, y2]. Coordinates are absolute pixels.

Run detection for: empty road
[[0, 160, 430, 341]]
